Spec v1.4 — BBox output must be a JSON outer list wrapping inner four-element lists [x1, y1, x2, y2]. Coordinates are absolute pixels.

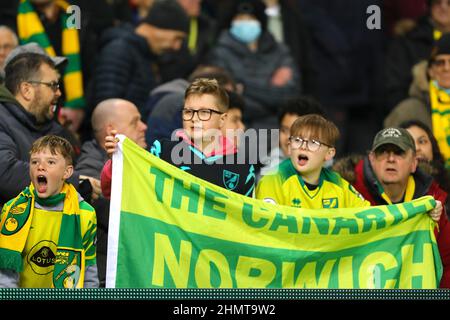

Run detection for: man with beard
[[0, 51, 100, 205]]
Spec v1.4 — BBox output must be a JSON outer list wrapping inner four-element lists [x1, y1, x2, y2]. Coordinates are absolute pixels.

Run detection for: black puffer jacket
[[88, 24, 158, 116], [0, 86, 79, 205]]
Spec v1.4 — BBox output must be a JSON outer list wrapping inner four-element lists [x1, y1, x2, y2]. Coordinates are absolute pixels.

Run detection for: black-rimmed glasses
[[182, 108, 223, 121], [289, 136, 333, 152], [28, 80, 60, 92]]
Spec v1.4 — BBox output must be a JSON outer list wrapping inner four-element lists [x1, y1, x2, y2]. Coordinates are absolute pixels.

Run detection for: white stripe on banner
[[105, 134, 125, 288]]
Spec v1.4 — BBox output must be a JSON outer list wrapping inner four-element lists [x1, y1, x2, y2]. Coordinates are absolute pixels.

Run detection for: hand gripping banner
[[106, 136, 442, 288]]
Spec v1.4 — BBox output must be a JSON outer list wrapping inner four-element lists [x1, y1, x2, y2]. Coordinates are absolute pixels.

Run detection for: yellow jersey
[[5, 200, 97, 288], [256, 159, 370, 209]]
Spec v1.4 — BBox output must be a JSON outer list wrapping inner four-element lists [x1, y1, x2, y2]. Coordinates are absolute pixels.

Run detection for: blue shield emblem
[[223, 170, 240, 191]]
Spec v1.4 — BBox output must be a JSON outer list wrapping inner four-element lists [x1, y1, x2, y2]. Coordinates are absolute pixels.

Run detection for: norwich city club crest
[[223, 170, 240, 191], [53, 249, 82, 288]]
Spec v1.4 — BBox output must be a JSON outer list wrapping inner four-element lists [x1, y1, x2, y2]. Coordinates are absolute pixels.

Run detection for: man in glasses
[[385, 32, 450, 167], [256, 114, 369, 209], [0, 51, 100, 206]]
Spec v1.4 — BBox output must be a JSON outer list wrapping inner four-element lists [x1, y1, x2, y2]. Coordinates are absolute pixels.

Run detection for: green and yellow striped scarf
[[17, 0, 85, 109], [429, 81, 450, 169], [0, 183, 86, 288]]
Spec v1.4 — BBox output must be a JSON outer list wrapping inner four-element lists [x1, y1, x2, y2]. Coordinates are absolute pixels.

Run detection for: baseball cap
[[4, 42, 68, 68], [371, 128, 416, 152]]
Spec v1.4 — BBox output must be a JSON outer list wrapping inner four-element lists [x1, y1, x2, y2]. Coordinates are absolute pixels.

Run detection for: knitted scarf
[[375, 175, 416, 205], [429, 81, 450, 169], [0, 183, 85, 288], [17, 0, 85, 109]]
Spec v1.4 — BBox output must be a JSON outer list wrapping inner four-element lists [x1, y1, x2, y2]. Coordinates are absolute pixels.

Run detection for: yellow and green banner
[[106, 136, 442, 289]]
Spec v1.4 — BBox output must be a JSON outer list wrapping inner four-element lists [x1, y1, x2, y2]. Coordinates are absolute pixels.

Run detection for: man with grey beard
[[0, 50, 100, 205]]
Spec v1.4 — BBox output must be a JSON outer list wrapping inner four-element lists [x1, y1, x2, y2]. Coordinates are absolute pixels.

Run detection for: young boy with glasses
[[150, 78, 255, 196], [256, 114, 369, 208], [102, 78, 255, 197]]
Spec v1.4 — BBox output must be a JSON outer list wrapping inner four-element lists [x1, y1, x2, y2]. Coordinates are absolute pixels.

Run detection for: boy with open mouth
[[256, 114, 370, 209], [0, 135, 98, 288]]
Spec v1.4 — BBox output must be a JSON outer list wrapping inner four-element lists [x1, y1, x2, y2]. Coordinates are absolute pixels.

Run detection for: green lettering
[[386, 205, 405, 226], [355, 208, 386, 232], [402, 202, 427, 219], [269, 213, 298, 233], [149, 166, 171, 203], [235, 256, 276, 288], [171, 178, 200, 213], [203, 188, 228, 220], [332, 217, 359, 235], [301, 216, 311, 234], [242, 203, 269, 228], [312, 217, 329, 235], [282, 260, 336, 288]]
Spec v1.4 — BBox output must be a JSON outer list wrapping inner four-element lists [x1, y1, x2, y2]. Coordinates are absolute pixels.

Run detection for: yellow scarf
[[17, 0, 85, 109], [379, 176, 416, 205], [429, 81, 450, 169], [0, 183, 85, 288]]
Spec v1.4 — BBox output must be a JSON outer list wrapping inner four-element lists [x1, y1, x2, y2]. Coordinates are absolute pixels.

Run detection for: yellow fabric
[[429, 81, 450, 167], [17, 12, 44, 39], [0, 184, 95, 288], [255, 161, 370, 209], [434, 29, 443, 41], [17, 0, 85, 109], [380, 176, 416, 205], [106, 136, 442, 288], [188, 18, 198, 54]]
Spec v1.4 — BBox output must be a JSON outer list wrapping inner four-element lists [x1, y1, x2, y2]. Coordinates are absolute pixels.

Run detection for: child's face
[[30, 148, 73, 198], [288, 133, 335, 178], [183, 94, 226, 144]]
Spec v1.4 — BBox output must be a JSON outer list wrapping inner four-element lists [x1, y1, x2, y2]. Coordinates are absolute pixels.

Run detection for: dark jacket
[[0, 85, 79, 205], [297, 0, 384, 111], [145, 91, 185, 146], [208, 30, 300, 123], [88, 24, 158, 117], [385, 16, 435, 109], [75, 139, 109, 287], [384, 60, 431, 128], [353, 157, 450, 288], [279, 0, 314, 94], [76, 139, 108, 180]]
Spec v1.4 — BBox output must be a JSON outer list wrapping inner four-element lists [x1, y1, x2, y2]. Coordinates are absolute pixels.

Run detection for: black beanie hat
[[430, 33, 450, 61], [229, 0, 267, 31], [141, 0, 189, 33]]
